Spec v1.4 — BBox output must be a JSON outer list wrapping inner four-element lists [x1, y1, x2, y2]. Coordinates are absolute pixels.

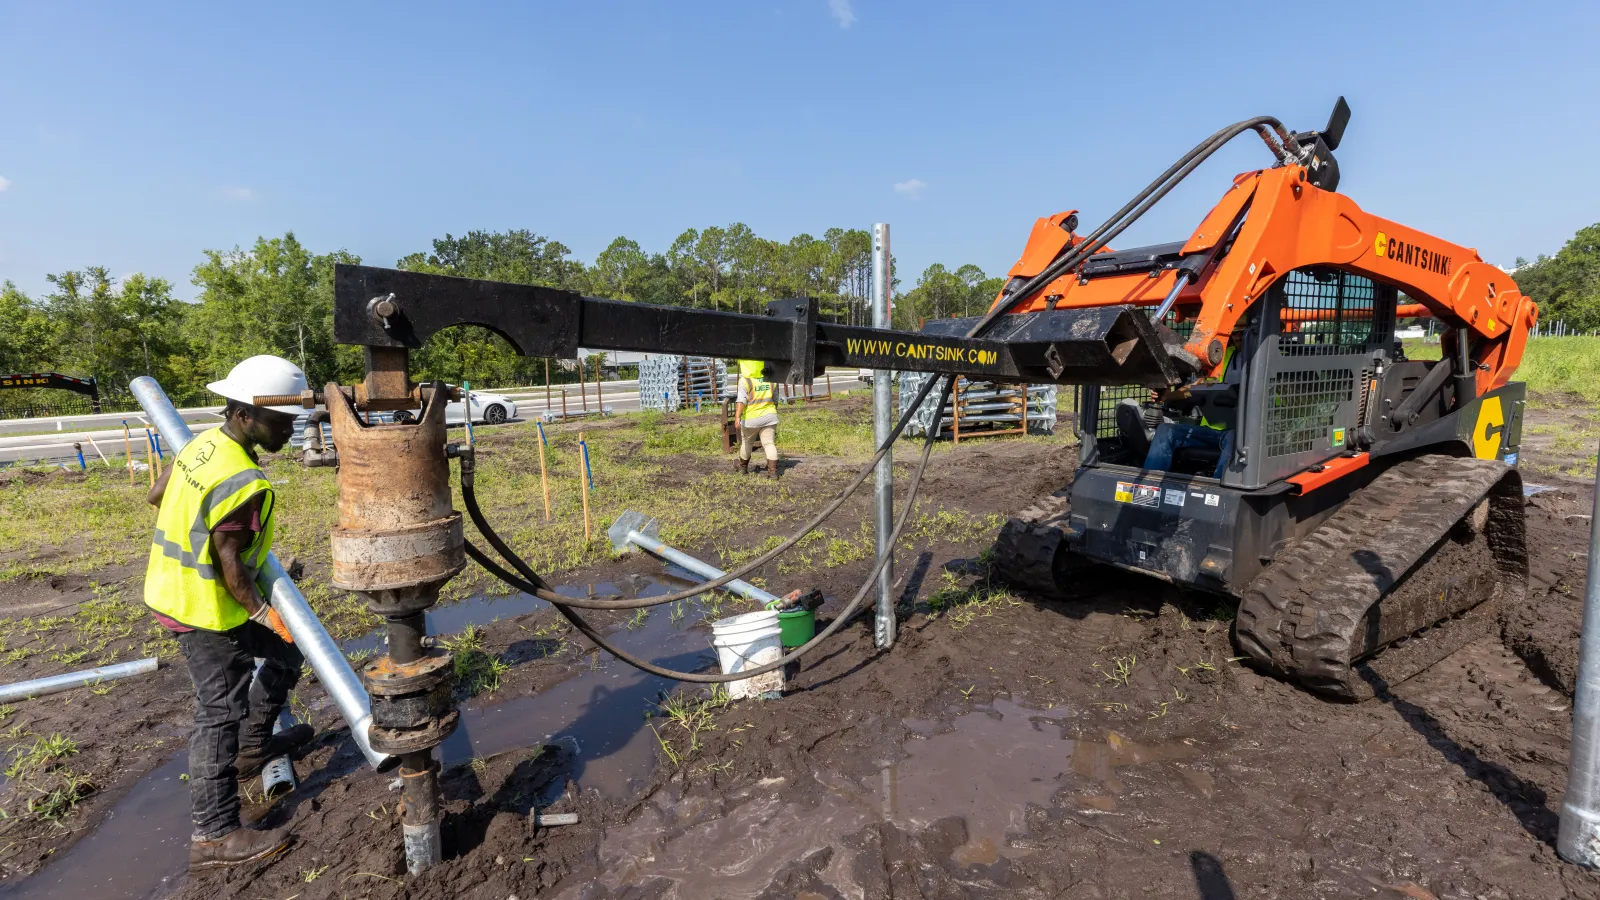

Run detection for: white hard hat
[[208, 355, 308, 414]]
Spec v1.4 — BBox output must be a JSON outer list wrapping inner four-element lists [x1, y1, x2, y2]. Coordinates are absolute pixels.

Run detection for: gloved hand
[[249, 602, 296, 644]]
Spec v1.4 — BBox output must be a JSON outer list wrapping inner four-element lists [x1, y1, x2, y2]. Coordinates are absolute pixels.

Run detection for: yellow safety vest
[[740, 376, 777, 421], [144, 428, 276, 631]]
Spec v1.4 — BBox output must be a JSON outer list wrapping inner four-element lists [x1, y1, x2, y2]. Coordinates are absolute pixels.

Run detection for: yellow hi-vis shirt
[[739, 376, 777, 424], [144, 428, 276, 632]]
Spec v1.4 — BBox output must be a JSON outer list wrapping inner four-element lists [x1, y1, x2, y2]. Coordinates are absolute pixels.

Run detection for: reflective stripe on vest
[[741, 376, 777, 421], [143, 429, 275, 631]]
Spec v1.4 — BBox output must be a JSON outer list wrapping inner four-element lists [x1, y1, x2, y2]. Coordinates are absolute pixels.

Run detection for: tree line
[[0, 226, 1005, 408], [1512, 222, 1600, 330]]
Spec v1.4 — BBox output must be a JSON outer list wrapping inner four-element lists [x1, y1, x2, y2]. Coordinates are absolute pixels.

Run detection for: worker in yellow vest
[[734, 359, 780, 479], [144, 355, 312, 871]]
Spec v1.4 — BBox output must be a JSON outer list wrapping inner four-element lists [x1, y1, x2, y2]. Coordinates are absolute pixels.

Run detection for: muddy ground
[[2, 395, 1599, 899]]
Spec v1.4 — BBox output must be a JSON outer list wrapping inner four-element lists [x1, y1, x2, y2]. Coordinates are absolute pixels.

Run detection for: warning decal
[[1115, 481, 1161, 507]]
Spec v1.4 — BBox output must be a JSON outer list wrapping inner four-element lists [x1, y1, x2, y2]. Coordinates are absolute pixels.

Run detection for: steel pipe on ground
[[608, 511, 782, 607], [0, 657, 158, 704], [129, 376, 391, 772]]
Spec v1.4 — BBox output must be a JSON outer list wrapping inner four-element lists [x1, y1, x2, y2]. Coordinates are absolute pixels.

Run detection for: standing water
[[0, 576, 715, 899]]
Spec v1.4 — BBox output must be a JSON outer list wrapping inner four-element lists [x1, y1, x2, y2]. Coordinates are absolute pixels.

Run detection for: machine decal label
[[1505, 452, 1518, 465], [1115, 481, 1160, 507], [843, 336, 1000, 367], [1331, 427, 1345, 448], [1472, 396, 1506, 460], [1204, 493, 1220, 507], [1163, 488, 1185, 507], [1374, 231, 1452, 276]]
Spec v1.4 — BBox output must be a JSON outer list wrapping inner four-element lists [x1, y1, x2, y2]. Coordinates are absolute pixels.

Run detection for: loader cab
[[1076, 265, 1400, 491]]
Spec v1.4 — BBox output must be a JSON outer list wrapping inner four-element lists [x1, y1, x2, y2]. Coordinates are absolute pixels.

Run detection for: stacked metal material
[[897, 372, 1058, 438], [639, 356, 727, 412]]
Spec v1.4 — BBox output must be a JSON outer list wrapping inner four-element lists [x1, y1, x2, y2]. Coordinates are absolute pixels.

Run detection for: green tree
[[187, 232, 358, 399], [43, 267, 181, 397], [1514, 222, 1600, 329], [0, 282, 56, 373], [398, 230, 586, 386]]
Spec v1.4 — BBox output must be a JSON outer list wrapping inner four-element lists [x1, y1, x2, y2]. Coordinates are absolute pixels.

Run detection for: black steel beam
[[333, 264, 1186, 388]]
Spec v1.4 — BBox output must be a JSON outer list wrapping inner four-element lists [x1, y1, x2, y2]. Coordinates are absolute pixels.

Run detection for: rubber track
[[993, 490, 1074, 598], [1235, 456, 1526, 700]]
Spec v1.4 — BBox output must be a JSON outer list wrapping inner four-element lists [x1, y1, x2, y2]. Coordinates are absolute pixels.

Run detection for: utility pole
[[872, 223, 895, 650]]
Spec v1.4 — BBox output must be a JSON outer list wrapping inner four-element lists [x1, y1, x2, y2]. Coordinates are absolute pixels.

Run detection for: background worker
[[143, 355, 314, 872], [734, 359, 780, 479]]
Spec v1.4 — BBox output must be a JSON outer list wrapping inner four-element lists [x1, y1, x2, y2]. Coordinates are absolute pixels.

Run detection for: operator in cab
[[734, 359, 781, 479], [143, 355, 315, 872]]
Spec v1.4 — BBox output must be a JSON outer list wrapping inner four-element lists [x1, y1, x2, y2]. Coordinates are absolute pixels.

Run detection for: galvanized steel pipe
[[871, 223, 895, 649], [129, 376, 391, 772], [0, 657, 158, 704], [1560, 449, 1600, 867], [608, 511, 782, 607]]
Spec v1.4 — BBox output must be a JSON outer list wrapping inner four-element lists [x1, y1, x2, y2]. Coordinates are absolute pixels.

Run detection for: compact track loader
[[312, 98, 1533, 702]]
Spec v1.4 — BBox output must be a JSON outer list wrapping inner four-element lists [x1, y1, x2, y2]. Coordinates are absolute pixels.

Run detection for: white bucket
[[710, 610, 785, 699]]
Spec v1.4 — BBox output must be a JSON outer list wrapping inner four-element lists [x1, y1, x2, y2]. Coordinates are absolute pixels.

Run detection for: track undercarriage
[[994, 455, 1528, 699]]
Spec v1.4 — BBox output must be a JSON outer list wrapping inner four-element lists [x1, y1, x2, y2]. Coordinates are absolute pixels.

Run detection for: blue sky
[[2, 1, 1596, 301]]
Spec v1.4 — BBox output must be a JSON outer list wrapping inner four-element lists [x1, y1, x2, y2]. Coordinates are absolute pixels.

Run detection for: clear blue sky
[[2, 1, 1596, 301]]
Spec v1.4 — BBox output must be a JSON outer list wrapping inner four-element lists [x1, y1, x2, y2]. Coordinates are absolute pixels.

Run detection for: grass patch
[[442, 624, 511, 698], [648, 685, 733, 768], [925, 572, 1021, 629], [0, 732, 94, 825], [1404, 335, 1600, 403]]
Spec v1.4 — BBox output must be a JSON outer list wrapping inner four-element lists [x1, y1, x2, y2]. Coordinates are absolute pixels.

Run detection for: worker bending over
[[144, 355, 314, 871], [734, 359, 780, 479]]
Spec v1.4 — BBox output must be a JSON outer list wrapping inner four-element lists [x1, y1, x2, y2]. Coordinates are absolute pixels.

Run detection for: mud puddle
[[574, 697, 1201, 899], [3, 575, 719, 899], [0, 755, 190, 900]]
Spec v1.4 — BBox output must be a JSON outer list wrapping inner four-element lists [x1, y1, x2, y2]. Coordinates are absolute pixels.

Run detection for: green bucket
[[777, 608, 815, 648]]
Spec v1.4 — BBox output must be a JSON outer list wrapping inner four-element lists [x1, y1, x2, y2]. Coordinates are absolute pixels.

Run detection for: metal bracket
[[763, 297, 819, 385]]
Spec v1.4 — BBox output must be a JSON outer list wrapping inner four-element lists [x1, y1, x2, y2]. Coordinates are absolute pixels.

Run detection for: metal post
[[1560, 451, 1600, 866], [871, 223, 895, 649]]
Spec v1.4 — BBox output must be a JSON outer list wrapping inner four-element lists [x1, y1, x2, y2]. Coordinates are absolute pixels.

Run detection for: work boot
[[735, 457, 749, 475], [189, 824, 293, 871], [235, 724, 315, 781], [766, 459, 779, 480]]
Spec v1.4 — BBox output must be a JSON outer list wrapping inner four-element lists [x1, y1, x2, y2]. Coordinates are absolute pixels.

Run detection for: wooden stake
[[147, 430, 163, 479], [593, 357, 602, 414], [544, 359, 551, 412], [561, 384, 568, 419], [578, 430, 591, 542], [144, 430, 155, 487], [580, 357, 589, 413], [536, 422, 551, 521], [85, 434, 110, 466], [123, 423, 134, 486]]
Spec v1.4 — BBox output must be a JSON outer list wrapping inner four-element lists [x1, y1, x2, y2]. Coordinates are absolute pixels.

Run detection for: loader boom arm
[[994, 165, 1537, 395]]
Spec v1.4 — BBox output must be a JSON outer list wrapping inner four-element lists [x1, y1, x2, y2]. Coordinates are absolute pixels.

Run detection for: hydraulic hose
[[457, 371, 946, 610], [968, 115, 1291, 339], [465, 380, 951, 683]]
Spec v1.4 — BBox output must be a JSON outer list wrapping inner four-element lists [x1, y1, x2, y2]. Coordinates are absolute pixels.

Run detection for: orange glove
[[250, 603, 296, 644]]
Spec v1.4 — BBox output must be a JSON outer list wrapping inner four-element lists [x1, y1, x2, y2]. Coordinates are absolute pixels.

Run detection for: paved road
[[0, 372, 860, 467]]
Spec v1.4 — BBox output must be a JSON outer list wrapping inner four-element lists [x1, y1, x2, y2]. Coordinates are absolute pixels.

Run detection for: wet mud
[[4, 399, 1600, 899]]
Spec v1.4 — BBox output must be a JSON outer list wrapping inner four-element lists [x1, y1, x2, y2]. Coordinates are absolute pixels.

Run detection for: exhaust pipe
[[130, 376, 392, 772]]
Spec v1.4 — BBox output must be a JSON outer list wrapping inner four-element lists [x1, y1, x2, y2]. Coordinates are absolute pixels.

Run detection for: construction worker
[[144, 355, 313, 871], [734, 359, 780, 479]]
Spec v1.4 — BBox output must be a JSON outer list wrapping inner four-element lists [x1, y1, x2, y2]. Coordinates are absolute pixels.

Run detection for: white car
[[390, 391, 518, 426]]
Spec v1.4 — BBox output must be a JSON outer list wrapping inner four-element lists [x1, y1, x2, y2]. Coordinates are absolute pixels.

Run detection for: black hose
[[459, 372, 945, 611], [967, 115, 1289, 339], [464, 381, 952, 683]]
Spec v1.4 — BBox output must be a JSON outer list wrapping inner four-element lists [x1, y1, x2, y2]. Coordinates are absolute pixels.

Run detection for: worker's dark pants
[[176, 621, 303, 841]]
